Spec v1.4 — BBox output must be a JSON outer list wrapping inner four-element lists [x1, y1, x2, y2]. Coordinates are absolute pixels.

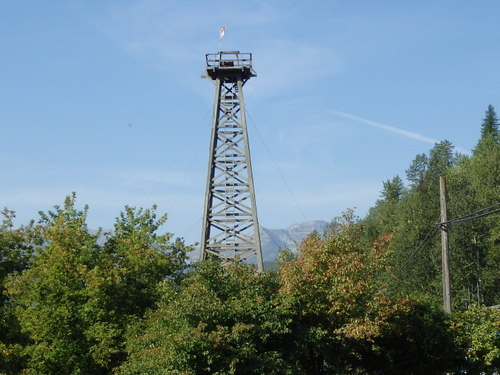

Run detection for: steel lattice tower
[[200, 51, 263, 272]]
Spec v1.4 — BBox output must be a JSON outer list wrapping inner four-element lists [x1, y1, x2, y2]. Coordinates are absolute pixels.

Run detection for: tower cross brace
[[200, 51, 263, 272]]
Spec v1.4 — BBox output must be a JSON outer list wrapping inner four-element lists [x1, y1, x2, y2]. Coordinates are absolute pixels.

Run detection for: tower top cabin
[[203, 51, 256, 82]]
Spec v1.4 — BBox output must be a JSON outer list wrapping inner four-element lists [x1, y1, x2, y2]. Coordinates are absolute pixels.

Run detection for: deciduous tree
[[117, 261, 293, 375], [5, 195, 190, 374]]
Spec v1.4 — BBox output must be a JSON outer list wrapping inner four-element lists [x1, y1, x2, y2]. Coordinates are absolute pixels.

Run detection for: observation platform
[[203, 51, 256, 81]]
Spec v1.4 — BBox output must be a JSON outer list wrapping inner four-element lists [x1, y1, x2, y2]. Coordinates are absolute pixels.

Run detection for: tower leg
[[200, 74, 263, 272]]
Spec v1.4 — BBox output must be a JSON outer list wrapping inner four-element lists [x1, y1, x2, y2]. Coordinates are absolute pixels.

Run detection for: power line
[[245, 109, 308, 222], [141, 107, 212, 208], [390, 202, 500, 288], [435, 203, 500, 226], [398, 226, 439, 273], [445, 202, 499, 222], [397, 203, 500, 277], [375, 226, 439, 293], [167, 119, 209, 215]]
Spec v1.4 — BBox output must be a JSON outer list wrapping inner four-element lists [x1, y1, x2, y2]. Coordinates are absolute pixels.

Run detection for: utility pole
[[200, 51, 264, 272], [439, 176, 452, 313]]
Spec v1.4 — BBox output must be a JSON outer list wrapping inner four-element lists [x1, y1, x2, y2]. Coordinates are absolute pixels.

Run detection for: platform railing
[[206, 52, 252, 68]]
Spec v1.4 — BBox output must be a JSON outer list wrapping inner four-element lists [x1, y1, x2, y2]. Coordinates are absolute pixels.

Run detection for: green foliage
[[278, 211, 459, 374], [358, 104, 500, 369], [362, 116, 499, 308], [117, 261, 293, 375], [120, 209, 496, 374], [104, 205, 189, 317], [362, 298, 462, 375], [6, 195, 117, 374], [363, 175, 405, 244], [2, 104, 499, 374], [381, 175, 405, 202], [0, 208, 36, 281], [5, 195, 190, 374], [379, 141, 458, 301], [118, 212, 461, 375], [405, 153, 428, 189], [279, 211, 389, 328], [451, 304, 500, 374], [480, 104, 499, 141], [0, 208, 38, 374]]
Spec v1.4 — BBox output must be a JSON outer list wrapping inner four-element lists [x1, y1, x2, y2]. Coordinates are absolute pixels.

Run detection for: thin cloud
[[94, 1, 288, 66], [249, 40, 340, 97], [89, 1, 336, 97], [329, 110, 439, 144], [329, 110, 468, 153]]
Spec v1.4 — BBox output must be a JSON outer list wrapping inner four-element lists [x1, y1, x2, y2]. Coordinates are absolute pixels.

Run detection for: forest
[[1, 105, 499, 374]]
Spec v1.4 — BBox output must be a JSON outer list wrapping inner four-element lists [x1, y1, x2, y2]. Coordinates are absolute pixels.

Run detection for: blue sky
[[1, 1, 499, 245]]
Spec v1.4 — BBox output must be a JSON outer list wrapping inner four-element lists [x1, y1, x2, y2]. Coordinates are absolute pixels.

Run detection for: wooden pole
[[439, 176, 452, 313]]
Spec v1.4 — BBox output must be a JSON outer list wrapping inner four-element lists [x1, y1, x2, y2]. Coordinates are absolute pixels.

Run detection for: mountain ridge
[[260, 220, 329, 262]]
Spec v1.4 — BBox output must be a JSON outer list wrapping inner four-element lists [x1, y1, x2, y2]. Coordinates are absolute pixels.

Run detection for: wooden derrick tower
[[200, 51, 263, 272]]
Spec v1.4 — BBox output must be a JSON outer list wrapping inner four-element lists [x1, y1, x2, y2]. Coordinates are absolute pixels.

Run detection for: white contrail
[[329, 110, 439, 145]]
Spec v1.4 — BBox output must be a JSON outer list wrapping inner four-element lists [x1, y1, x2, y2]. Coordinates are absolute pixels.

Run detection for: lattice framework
[[200, 52, 263, 272]]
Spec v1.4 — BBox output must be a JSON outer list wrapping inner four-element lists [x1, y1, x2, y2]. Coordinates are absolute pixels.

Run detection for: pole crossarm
[[200, 51, 263, 272]]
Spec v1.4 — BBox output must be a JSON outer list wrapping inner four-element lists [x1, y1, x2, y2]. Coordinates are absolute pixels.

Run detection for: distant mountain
[[260, 220, 329, 262], [94, 221, 329, 266]]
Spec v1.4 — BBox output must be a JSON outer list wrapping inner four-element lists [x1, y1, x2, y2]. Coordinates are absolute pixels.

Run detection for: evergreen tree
[[362, 107, 499, 308], [387, 141, 456, 300], [470, 106, 500, 206], [363, 175, 405, 244], [465, 105, 500, 305], [480, 104, 499, 141], [381, 175, 405, 202], [405, 153, 428, 189]]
